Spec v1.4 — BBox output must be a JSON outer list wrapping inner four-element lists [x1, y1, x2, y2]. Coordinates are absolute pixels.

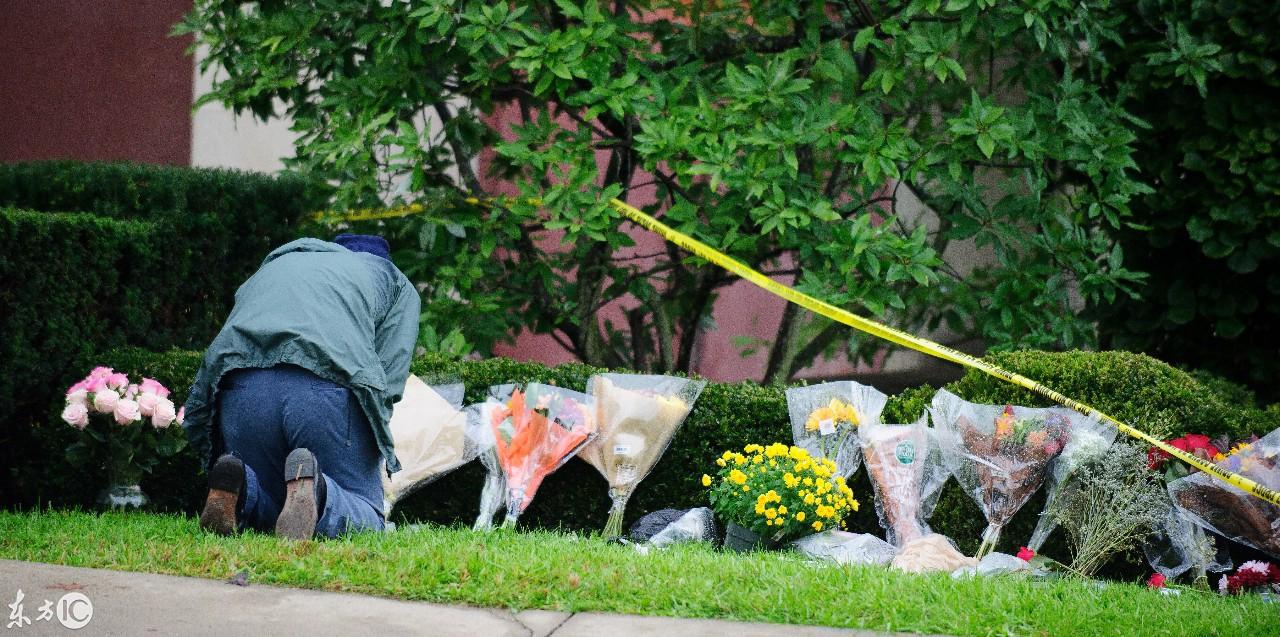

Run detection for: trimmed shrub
[[0, 161, 323, 342], [944, 350, 1276, 442], [0, 161, 323, 507], [33, 347, 1276, 577]]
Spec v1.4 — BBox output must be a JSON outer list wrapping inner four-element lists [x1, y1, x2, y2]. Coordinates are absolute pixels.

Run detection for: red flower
[[1148, 435, 1221, 471], [1016, 546, 1036, 562], [1147, 573, 1166, 589]]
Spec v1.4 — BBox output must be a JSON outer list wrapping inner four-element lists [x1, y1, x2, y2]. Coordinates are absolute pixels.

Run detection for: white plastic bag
[[794, 530, 897, 566]]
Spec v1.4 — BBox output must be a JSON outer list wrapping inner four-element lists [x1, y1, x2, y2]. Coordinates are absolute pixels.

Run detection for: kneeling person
[[183, 234, 418, 539]]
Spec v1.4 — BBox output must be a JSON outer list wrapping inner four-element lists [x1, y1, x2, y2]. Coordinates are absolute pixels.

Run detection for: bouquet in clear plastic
[[1169, 428, 1280, 558], [1145, 499, 1233, 582], [381, 376, 475, 517], [931, 389, 1071, 558], [580, 373, 705, 538], [1025, 414, 1116, 551], [470, 385, 514, 530], [473, 383, 596, 529], [785, 381, 887, 480], [859, 416, 949, 547]]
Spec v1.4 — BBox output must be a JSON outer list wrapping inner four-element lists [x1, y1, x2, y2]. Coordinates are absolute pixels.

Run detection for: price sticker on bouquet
[[818, 419, 837, 436]]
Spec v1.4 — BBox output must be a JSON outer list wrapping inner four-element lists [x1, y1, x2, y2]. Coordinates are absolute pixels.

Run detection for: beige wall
[[189, 45, 297, 172]]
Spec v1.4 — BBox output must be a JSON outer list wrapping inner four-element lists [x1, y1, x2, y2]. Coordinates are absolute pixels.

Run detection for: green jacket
[[183, 238, 420, 474]]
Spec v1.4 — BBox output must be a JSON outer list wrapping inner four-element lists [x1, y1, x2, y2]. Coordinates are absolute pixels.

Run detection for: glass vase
[[97, 454, 148, 510]]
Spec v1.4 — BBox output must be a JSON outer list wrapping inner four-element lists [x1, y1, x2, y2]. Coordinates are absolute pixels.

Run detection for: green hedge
[[0, 161, 323, 507], [0, 161, 323, 342], [32, 347, 1276, 577]]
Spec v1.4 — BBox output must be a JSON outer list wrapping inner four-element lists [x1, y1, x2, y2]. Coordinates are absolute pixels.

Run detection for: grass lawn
[[1, 510, 1275, 637]]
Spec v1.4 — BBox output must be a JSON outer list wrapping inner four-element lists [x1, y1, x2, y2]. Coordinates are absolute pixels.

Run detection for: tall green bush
[[1093, 0, 1280, 400], [0, 161, 322, 507], [34, 347, 1276, 576]]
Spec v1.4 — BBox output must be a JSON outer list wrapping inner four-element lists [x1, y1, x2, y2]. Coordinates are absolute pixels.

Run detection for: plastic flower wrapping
[[471, 384, 514, 530], [381, 377, 476, 517], [931, 389, 1073, 557], [472, 383, 597, 529], [1169, 427, 1280, 558], [1144, 499, 1233, 581], [785, 381, 887, 480], [1025, 416, 1116, 551], [859, 416, 949, 547], [580, 373, 705, 537]]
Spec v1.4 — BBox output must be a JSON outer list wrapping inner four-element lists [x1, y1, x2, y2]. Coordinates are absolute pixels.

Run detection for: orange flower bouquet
[[477, 383, 597, 529]]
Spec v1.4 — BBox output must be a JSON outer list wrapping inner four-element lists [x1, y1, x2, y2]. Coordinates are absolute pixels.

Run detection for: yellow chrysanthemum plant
[[705, 443, 859, 548]]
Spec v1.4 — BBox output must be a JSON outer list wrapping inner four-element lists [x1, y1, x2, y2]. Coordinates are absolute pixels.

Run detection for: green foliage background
[[180, 0, 1159, 382], [1092, 0, 1280, 400], [0, 162, 322, 507]]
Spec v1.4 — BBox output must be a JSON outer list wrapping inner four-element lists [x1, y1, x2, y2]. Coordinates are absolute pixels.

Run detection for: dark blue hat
[[334, 234, 391, 260]]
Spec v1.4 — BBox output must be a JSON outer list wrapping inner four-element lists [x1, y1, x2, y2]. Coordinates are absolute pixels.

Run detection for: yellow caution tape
[[318, 196, 1280, 505]]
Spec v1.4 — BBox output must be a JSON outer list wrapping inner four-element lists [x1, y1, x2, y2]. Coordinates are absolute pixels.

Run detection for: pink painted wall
[[0, 1, 194, 166]]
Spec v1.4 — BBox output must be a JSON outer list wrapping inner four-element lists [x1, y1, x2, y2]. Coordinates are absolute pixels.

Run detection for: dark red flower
[[1017, 546, 1035, 562], [1149, 434, 1220, 472], [1147, 573, 1167, 589]]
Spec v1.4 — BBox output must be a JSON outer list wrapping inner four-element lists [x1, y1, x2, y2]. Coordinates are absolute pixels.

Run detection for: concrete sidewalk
[[0, 560, 940, 637]]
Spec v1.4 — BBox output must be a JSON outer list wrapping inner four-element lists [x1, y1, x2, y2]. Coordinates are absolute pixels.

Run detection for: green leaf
[[977, 133, 995, 158], [853, 27, 877, 53]]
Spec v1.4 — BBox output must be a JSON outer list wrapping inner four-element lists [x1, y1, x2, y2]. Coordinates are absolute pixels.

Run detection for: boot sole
[[199, 456, 244, 536], [277, 451, 319, 540]]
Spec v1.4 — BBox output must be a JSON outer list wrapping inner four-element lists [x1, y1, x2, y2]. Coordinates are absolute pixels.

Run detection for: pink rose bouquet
[[60, 367, 189, 507]]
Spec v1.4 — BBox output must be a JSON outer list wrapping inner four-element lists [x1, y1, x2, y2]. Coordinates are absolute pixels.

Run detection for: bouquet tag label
[[818, 419, 837, 436], [613, 444, 633, 456], [895, 440, 916, 465]]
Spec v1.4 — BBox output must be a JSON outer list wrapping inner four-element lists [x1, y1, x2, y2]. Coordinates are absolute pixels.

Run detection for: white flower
[[151, 398, 177, 429], [113, 398, 142, 425], [93, 389, 120, 414], [136, 392, 160, 417], [61, 403, 90, 429], [66, 389, 89, 407]]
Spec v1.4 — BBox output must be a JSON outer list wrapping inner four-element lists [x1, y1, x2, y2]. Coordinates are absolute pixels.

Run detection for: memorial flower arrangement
[[786, 382, 886, 480], [580, 374, 705, 538], [1218, 560, 1280, 596], [705, 442, 858, 547], [382, 378, 476, 517], [61, 367, 187, 507], [1169, 428, 1280, 557], [932, 390, 1072, 558], [860, 417, 949, 547], [1026, 418, 1115, 551], [475, 384, 597, 528]]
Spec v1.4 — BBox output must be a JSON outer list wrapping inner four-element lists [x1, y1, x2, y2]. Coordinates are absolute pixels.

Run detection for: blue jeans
[[217, 365, 384, 537]]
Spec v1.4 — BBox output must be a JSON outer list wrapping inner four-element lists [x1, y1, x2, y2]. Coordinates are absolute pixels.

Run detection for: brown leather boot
[[199, 454, 244, 536]]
